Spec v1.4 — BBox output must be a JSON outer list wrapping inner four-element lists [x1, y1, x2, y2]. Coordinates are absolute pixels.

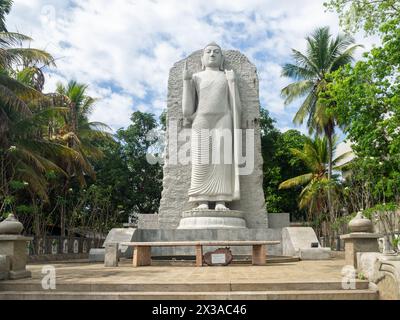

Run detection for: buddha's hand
[[183, 61, 192, 81], [225, 69, 235, 81]]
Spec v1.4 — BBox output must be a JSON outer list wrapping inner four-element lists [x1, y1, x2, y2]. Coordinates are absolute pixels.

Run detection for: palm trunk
[[327, 133, 334, 248], [60, 101, 76, 237], [60, 196, 66, 237], [0, 151, 6, 203], [33, 198, 40, 237], [327, 134, 333, 213]]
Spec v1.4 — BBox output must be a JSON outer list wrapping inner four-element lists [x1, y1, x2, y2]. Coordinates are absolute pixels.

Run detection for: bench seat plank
[[121, 240, 280, 247]]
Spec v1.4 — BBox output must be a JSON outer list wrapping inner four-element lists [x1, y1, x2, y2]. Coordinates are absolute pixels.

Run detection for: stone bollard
[[104, 243, 119, 267], [0, 235, 33, 279], [0, 214, 33, 280], [340, 211, 381, 269]]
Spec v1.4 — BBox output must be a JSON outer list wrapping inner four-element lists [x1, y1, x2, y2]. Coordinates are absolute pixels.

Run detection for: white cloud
[[89, 90, 135, 130], [7, 0, 378, 132]]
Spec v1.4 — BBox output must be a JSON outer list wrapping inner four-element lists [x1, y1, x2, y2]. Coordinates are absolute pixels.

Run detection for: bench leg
[[133, 246, 151, 267], [252, 245, 266, 266], [195, 245, 203, 267]]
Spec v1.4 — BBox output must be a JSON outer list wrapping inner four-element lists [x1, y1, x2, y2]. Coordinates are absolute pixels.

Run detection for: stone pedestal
[[340, 233, 381, 268], [177, 210, 247, 229], [0, 235, 33, 280]]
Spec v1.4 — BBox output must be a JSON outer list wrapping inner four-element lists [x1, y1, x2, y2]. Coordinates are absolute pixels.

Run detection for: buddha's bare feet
[[215, 202, 229, 211], [194, 202, 209, 210]]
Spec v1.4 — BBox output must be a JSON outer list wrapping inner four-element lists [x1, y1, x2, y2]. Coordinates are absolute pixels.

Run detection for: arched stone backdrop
[[158, 49, 268, 229]]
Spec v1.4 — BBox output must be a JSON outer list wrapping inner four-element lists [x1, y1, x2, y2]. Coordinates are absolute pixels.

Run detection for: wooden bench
[[120, 241, 280, 267]]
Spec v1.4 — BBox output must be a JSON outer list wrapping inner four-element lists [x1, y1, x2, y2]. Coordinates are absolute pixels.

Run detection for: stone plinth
[[340, 233, 381, 268], [177, 210, 247, 229], [0, 235, 33, 280]]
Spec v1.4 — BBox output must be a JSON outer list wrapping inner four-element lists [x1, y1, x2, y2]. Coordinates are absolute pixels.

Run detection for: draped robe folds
[[182, 69, 242, 203]]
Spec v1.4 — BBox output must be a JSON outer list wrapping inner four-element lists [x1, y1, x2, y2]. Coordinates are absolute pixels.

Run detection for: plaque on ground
[[203, 248, 233, 266]]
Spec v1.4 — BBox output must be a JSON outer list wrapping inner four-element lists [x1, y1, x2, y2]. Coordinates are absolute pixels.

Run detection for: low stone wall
[[28, 253, 89, 263], [138, 228, 282, 256], [27, 236, 104, 257]]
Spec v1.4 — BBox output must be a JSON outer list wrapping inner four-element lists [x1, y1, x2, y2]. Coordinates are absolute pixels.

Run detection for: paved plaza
[[20, 259, 347, 284], [0, 257, 380, 300]]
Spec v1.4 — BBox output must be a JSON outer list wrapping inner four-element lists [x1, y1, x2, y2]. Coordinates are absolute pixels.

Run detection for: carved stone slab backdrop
[[158, 49, 267, 229]]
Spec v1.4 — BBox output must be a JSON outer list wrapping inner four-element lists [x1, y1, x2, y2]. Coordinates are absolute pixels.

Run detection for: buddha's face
[[202, 45, 222, 69]]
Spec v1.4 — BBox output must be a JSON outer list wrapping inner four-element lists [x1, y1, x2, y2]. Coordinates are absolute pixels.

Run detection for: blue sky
[[8, 0, 378, 141]]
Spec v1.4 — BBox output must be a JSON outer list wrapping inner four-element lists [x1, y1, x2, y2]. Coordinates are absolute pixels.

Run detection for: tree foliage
[[323, 17, 400, 206], [324, 0, 400, 35], [281, 26, 361, 227], [117, 111, 163, 214], [260, 108, 309, 220], [279, 135, 350, 221]]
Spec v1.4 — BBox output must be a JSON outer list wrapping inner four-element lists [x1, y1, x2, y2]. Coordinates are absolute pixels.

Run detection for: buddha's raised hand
[[183, 61, 192, 80]]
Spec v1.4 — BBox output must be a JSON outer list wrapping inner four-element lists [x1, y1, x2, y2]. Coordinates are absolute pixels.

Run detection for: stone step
[[0, 289, 378, 300], [0, 280, 370, 292]]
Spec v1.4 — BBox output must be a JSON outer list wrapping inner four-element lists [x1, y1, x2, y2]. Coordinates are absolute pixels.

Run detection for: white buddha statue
[[182, 42, 242, 211]]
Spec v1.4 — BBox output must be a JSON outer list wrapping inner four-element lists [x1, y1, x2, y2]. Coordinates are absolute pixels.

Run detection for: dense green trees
[[324, 0, 399, 35], [278, 136, 350, 224], [281, 26, 361, 224], [260, 109, 309, 220], [0, 2, 120, 237], [1, 0, 398, 246], [117, 111, 163, 214], [321, 0, 400, 249], [322, 3, 400, 210], [271, 0, 400, 243]]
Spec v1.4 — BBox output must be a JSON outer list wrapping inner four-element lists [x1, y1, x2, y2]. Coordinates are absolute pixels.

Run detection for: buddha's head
[[201, 42, 224, 70]]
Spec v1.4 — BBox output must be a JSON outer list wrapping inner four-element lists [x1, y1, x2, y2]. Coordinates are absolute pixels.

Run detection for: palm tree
[[55, 81, 111, 171], [54, 81, 111, 236], [278, 135, 351, 226], [0, 27, 56, 143], [0, 4, 95, 237], [281, 26, 361, 221], [0, 0, 12, 32]]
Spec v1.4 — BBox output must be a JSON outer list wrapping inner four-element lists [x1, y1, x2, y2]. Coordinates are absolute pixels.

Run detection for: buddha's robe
[[182, 69, 242, 203]]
